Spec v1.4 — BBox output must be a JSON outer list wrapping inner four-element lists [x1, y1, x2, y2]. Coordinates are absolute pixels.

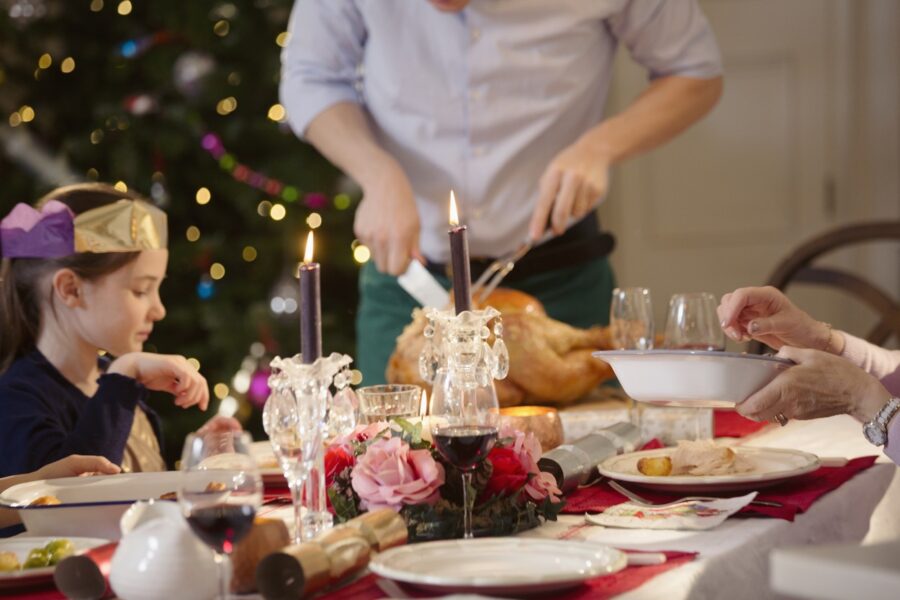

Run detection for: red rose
[[324, 445, 355, 487], [480, 446, 529, 502]]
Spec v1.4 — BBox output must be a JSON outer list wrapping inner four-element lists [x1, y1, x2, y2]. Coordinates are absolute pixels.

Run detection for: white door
[[600, 0, 898, 344]]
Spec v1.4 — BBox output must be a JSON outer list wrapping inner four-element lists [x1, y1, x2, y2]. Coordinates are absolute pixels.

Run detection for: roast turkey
[[386, 289, 615, 407]]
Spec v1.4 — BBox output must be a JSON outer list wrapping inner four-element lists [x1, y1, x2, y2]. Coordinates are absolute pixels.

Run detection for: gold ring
[[774, 413, 788, 427]]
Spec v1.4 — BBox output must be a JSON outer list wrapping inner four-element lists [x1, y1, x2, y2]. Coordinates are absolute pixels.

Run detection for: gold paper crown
[[74, 199, 167, 253]]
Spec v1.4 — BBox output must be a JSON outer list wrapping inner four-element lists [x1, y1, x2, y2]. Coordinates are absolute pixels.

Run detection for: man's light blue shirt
[[281, 0, 722, 263]]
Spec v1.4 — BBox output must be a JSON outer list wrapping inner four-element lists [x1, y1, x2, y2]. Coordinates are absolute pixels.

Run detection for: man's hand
[[355, 161, 421, 276], [530, 140, 610, 240]]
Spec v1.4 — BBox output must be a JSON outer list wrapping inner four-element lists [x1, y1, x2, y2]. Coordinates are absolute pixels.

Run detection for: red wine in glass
[[433, 426, 498, 471], [186, 504, 256, 554]]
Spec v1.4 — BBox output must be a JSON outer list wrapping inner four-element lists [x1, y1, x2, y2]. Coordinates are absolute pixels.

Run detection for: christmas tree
[[0, 0, 363, 462]]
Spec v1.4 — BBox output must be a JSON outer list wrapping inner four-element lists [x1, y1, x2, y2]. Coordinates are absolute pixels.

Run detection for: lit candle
[[448, 190, 471, 313], [299, 231, 322, 364], [420, 389, 428, 417]]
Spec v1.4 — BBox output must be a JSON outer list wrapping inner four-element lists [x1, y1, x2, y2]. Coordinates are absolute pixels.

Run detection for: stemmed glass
[[662, 292, 722, 440], [429, 367, 499, 539], [610, 287, 655, 427], [262, 386, 323, 544], [663, 292, 725, 351], [610, 287, 655, 350], [178, 430, 262, 600]]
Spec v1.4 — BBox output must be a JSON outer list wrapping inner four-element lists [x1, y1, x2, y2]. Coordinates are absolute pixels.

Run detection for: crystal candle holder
[[264, 352, 355, 542], [418, 306, 509, 384]]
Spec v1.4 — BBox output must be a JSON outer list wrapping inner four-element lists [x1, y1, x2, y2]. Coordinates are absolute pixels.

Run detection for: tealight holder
[[264, 352, 356, 541], [418, 306, 509, 385]]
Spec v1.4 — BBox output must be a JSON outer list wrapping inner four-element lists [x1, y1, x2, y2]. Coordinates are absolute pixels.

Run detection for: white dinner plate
[[598, 447, 820, 493], [592, 350, 792, 408], [0, 536, 108, 591], [369, 538, 627, 595]]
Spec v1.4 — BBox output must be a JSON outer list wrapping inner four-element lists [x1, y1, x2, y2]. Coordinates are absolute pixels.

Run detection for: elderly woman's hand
[[717, 286, 839, 352], [737, 346, 891, 424]]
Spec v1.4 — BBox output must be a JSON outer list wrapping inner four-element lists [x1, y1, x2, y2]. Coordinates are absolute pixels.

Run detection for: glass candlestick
[[263, 352, 355, 542]]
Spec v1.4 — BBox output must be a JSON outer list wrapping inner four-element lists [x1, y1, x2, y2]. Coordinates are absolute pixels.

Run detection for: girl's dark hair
[[0, 183, 150, 373]]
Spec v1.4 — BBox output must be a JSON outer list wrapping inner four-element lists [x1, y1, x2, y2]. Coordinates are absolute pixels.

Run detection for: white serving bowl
[[592, 350, 792, 408], [0, 471, 222, 540]]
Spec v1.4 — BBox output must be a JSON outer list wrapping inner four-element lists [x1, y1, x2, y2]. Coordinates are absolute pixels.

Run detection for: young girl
[[0, 183, 231, 477]]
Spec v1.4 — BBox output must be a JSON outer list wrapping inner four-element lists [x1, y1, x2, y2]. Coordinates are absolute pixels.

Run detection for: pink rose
[[499, 424, 562, 504], [332, 421, 391, 451], [351, 437, 445, 512]]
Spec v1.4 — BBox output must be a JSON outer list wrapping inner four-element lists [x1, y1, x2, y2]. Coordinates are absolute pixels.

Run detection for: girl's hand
[[196, 415, 242, 436], [737, 347, 891, 424], [717, 286, 836, 351], [35, 455, 121, 480], [108, 353, 210, 410]]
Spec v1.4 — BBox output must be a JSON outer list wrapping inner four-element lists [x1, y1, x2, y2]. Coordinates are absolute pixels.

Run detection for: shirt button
[[472, 146, 486, 157], [472, 209, 483, 219], [468, 89, 483, 102], [470, 27, 481, 42]]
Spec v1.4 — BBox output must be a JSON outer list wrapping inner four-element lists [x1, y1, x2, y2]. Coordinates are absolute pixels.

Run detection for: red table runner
[[714, 409, 768, 438], [563, 455, 878, 521]]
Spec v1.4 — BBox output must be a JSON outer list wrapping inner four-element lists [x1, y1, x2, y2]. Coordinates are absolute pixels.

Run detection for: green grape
[[0, 551, 20, 572], [23, 548, 50, 569], [44, 539, 74, 564]]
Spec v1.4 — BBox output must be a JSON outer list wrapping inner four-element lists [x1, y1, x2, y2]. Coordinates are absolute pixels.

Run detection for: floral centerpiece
[[325, 419, 565, 541]]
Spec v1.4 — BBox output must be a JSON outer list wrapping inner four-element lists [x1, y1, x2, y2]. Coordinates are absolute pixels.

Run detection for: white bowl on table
[[0, 471, 225, 540], [592, 350, 793, 408]]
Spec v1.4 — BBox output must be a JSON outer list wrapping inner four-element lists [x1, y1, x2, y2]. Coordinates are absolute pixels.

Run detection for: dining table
[[256, 412, 897, 600], [11, 411, 896, 600]]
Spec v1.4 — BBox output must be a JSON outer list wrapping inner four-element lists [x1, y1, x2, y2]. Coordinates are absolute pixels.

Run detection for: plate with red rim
[[0, 536, 108, 591], [598, 446, 821, 493]]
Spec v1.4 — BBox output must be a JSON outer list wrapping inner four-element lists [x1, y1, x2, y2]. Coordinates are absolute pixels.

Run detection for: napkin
[[563, 456, 878, 521], [587, 493, 758, 530]]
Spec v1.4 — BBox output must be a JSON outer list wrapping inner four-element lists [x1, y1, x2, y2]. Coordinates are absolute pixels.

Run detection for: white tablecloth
[[519, 414, 898, 600]]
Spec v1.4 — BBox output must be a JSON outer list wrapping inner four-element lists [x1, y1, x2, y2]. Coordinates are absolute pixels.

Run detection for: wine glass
[[610, 287, 655, 427], [663, 292, 725, 351], [429, 367, 499, 540], [262, 387, 323, 544], [178, 430, 262, 600], [610, 287, 655, 350], [662, 292, 722, 440]]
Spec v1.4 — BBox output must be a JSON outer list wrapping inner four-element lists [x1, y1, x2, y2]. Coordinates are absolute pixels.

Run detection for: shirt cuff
[[97, 372, 145, 409]]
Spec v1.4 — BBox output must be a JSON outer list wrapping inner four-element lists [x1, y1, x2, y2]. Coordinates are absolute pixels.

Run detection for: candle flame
[[448, 190, 459, 226], [303, 231, 314, 263], [420, 389, 428, 416]]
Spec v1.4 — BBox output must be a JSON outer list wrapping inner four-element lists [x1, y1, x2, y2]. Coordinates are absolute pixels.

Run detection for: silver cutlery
[[609, 480, 783, 508]]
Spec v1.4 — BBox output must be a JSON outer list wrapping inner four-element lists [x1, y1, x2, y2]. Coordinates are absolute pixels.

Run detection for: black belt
[[426, 216, 616, 283]]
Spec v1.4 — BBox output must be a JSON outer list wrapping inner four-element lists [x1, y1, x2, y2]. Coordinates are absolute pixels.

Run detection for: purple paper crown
[[0, 200, 75, 259]]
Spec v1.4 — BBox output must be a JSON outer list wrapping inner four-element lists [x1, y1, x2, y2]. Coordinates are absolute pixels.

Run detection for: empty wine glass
[[661, 292, 721, 440], [262, 387, 323, 544], [663, 292, 725, 351], [610, 287, 655, 350], [429, 367, 499, 540], [178, 430, 262, 600]]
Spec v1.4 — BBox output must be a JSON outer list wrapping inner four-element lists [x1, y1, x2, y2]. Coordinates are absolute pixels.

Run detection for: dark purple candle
[[448, 191, 472, 313], [299, 231, 322, 364]]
